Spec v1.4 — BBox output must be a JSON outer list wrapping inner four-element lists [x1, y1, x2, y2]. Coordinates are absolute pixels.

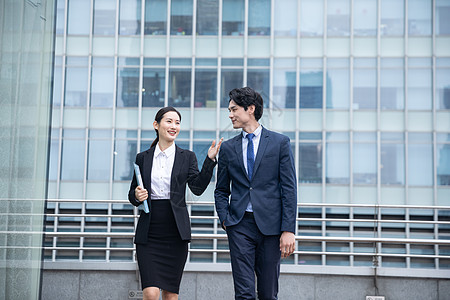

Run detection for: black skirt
[[136, 200, 188, 294]]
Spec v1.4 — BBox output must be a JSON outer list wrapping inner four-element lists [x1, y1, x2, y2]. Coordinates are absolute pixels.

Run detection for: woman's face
[[153, 111, 181, 143]]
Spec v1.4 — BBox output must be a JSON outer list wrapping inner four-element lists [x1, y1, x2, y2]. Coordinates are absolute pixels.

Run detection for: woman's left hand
[[207, 138, 223, 160]]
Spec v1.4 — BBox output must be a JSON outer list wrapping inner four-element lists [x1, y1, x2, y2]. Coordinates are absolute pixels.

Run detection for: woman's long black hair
[[150, 106, 182, 148]]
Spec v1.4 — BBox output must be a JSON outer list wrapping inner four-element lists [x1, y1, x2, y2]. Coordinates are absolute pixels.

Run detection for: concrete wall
[[41, 270, 450, 300]]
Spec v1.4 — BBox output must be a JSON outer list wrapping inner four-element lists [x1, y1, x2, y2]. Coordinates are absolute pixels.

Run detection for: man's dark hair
[[229, 87, 263, 121]]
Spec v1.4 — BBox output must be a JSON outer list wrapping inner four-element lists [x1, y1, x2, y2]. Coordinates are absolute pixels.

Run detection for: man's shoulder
[[262, 127, 289, 142]]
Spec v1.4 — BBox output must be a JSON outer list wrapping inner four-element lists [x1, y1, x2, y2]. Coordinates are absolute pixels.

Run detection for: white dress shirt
[[150, 143, 176, 200], [242, 124, 262, 212]]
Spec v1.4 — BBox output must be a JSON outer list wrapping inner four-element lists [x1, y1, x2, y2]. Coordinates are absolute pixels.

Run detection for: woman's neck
[[158, 140, 174, 152]]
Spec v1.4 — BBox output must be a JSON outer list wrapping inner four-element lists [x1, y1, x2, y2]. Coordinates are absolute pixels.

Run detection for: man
[[214, 87, 297, 300]]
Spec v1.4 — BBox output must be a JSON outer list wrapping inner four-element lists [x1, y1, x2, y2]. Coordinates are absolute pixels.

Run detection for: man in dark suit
[[214, 87, 297, 300]]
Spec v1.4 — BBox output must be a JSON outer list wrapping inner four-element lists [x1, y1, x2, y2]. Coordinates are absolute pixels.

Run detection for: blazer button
[[249, 187, 253, 190]]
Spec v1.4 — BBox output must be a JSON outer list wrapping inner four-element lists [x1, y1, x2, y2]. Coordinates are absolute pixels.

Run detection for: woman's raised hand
[[207, 138, 223, 160]]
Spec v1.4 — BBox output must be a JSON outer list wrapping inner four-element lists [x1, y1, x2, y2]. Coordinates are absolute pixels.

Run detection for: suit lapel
[[253, 127, 269, 177], [233, 134, 248, 179], [170, 145, 184, 196], [143, 146, 156, 190]]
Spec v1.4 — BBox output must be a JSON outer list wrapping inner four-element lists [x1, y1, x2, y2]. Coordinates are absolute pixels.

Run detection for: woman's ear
[[153, 120, 159, 131]]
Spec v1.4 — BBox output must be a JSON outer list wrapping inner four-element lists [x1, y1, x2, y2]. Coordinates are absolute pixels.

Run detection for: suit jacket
[[214, 127, 297, 235], [128, 145, 216, 244]]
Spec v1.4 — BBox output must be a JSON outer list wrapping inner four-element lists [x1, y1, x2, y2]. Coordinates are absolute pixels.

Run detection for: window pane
[[326, 59, 349, 109], [65, 63, 88, 107], [91, 65, 115, 107], [119, 0, 142, 35], [248, 0, 271, 36], [247, 69, 270, 107], [114, 139, 137, 181], [353, 59, 377, 110], [300, 59, 323, 109], [436, 59, 450, 110], [88, 139, 112, 180], [193, 141, 212, 175], [168, 69, 191, 107], [61, 139, 85, 181], [195, 69, 217, 108], [353, 0, 377, 36], [408, 143, 433, 186], [68, 0, 90, 35], [408, 67, 432, 110], [117, 67, 140, 107], [56, 0, 66, 35], [274, 0, 296, 36], [221, 69, 243, 107], [145, 0, 167, 35], [197, 0, 218, 35], [437, 143, 450, 186], [327, 0, 350, 36], [94, 0, 116, 36], [49, 140, 59, 181], [436, 0, 450, 35], [380, 59, 404, 110], [353, 143, 377, 185], [381, 0, 404, 36], [300, 0, 323, 36], [273, 59, 296, 109], [408, 0, 432, 36], [326, 143, 349, 184], [143, 68, 165, 107], [299, 143, 322, 183], [222, 0, 244, 36], [171, 0, 193, 35]]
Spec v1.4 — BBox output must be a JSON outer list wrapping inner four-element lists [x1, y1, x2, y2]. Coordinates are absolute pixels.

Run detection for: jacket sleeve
[[279, 136, 298, 233], [214, 145, 231, 225], [187, 151, 217, 196], [128, 153, 143, 207]]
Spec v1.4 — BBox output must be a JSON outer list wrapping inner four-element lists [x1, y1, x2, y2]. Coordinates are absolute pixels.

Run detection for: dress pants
[[226, 212, 281, 300]]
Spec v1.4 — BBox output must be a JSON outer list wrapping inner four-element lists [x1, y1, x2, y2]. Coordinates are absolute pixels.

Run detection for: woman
[[128, 107, 222, 300]]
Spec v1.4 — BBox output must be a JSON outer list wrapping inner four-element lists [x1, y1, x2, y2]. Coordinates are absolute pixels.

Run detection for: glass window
[[221, 69, 243, 107], [326, 140, 349, 184], [197, 0, 218, 35], [56, 0, 66, 35], [117, 67, 140, 107], [61, 130, 86, 181], [171, 0, 193, 35], [93, 0, 116, 36], [380, 58, 404, 110], [353, 141, 377, 185], [326, 59, 349, 109], [142, 68, 165, 107], [274, 0, 296, 36], [247, 69, 270, 108], [65, 57, 89, 107], [144, 0, 167, 35], [87, 135, 112, 181], [436, 0, 450, 35], [49, 139, 60, 181], [300, 59, 323, 109], [119, 0, 142, 35], [273, 59, 296, 109], [436, 58, 450, 110], [381, 0, 404, 36], [193, 141, 212, 174], [381, 133, 405, 185], [408, 58, 432, 110], [222, 0, 244, 36], [353, 58, 377, 110], [300, 0, 323, 36], [114, 131, 138, 181], [408, 134, 433, 186], [91, 58, 115, 107], [53, 57, 63, 107], [437, 137, 450, 186], [168, 69, 191, 107], [195, 68, 217, 108], [299, 133, 322, 184], [408, 0, 432, 36], [353, 0, 377, 36], [67, 0, 90, 35], [327, 0, 350, 36], [248, 0, 271, 36]]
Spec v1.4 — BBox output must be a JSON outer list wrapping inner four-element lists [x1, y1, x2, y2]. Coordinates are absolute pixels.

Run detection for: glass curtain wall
[[47, 0, 450, 271]]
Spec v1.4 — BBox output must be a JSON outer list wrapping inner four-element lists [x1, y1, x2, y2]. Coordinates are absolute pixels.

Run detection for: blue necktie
[[246, 133, 255, 180]]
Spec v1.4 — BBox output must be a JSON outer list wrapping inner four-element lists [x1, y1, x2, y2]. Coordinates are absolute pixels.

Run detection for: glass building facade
[[46, 0, 450, 275]]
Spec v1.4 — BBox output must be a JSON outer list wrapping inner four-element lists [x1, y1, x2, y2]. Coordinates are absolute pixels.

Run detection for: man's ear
[[248, 104, 256, 115]]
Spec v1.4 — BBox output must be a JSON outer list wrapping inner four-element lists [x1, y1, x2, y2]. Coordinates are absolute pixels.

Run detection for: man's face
[[228, 100, 254, 129]]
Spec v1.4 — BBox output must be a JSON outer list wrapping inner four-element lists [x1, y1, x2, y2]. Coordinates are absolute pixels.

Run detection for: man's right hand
[[135, 186, 148, 202]]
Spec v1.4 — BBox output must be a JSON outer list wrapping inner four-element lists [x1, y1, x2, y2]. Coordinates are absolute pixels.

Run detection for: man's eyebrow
[[228, 105, 236, 110]]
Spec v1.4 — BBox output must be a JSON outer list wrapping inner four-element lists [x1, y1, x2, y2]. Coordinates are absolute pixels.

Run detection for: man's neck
[[243, 121, 260, 134]]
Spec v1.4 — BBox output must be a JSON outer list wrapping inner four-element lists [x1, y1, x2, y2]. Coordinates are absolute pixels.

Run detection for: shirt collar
[[242, 124, 262, 139], [155, 142, 176, 158]]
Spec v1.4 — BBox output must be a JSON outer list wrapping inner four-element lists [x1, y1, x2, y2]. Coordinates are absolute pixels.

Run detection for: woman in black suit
[[128, 106, 222, 300]]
